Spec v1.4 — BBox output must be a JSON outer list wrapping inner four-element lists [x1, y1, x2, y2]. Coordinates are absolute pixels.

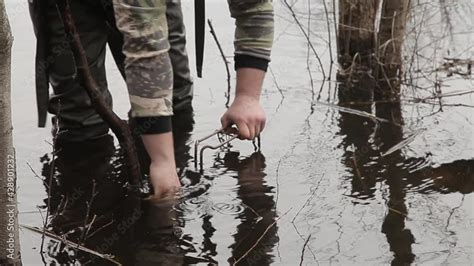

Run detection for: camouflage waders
[[29, 0, 193, 141], [30, 0, 274, 140]]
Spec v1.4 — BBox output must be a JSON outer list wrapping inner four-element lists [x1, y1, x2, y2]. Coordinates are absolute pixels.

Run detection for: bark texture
[[337, 0, 379, 68], [337, 0, 411, 101], [376, 0, 411, 98], [0, 0, 22, 264]]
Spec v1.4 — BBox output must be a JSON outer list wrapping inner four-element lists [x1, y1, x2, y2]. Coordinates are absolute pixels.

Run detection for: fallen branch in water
[[207, 19, 232, 108], [381, 128, 426, 157], [21, 224, 122, 265], [316, 101, 394, 124], [54, 0, 141, 196], [418, 89, 474, 100]]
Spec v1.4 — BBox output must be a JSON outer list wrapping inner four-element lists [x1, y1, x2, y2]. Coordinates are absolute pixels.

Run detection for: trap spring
[[194, 128, 261, 171]]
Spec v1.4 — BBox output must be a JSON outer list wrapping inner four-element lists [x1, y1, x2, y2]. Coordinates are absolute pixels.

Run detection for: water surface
[[6, 0, 473, 265]]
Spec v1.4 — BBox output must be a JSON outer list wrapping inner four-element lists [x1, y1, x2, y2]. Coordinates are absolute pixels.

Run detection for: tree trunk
[[337, 0, 379, 68], [376, 0, 411, 99], [0, 0, 21, 264], [337, 0, 379, 102]]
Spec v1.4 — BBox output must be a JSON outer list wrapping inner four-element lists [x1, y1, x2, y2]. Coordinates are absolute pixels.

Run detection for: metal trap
[[194, 128, 261, 171]]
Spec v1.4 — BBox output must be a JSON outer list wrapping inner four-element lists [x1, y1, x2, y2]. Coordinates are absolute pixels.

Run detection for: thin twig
[[21, 224, 122, 265], [299, 234, 312, 266], [232, 208, 292, 265], [49, 195, 67, 226], [283, 0, 326, 78], [306, 0, 316, 108], [228, 196, 262, 220], [26, 161, 49, 190], [268, 66, 285, 112], [291, 221, 318, 261], [40, 107, 60, 260], [420, 89, 474, 100], [86, 218, 115, 239], [82, 215, 97, 243], [322, 0, 334, 80], [268, 66, 285, 99], [291, 180, 321, 223], [207, 19, 232, 108], [80, 180, 98, 243]]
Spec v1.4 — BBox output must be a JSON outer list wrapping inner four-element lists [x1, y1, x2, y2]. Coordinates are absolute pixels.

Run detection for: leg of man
[[166, 0, 194, 114], [45, 0, 112, 142]]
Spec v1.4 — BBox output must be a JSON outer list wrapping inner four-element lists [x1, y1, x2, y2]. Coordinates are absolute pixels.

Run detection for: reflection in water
[[133, 199, 208, 265], [34, 84, 473, 265], [404, 159, 474, 195], [37, 110, 282, 265], [132, 111, 219, 265], [222, 152, 278, 265], [40, 134, 133, 265], [337, 80, 473, 265], [170, 151, 278, 265], [338, 74, 417, 264], [375, 101, 416, 265]]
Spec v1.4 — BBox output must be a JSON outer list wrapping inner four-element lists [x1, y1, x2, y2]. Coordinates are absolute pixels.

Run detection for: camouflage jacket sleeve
[[228, 0, 274, 63]]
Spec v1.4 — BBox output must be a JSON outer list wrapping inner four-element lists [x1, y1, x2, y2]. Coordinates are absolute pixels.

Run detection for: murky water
[[6, 0, 473, 265]]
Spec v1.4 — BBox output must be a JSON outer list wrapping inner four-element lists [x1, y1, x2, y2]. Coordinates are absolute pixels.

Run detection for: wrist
[[150, 160, 177, 179], [234, 94, 260, 103], [235, 68, 265, 101], [150, 156, 175, 166]]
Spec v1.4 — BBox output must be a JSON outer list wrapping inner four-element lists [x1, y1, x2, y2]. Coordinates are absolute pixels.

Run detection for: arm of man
[[113, 0, 180, 200], [222, 0, 274, 140]]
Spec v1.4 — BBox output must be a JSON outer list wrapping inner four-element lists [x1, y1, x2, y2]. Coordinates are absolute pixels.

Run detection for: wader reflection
[[38, 109, 281, 265], [222, 152, 278, 265], [40, 135, 134, 265]]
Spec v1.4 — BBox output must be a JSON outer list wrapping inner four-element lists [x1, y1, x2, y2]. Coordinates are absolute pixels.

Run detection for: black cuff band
[[234, 54, 269, 72], [134, 116, 172, 135]]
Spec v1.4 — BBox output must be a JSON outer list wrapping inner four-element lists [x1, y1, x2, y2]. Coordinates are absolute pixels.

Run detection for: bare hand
[[141, 133, 181, 202], [147, 161, 181, 202], [220, 96, 266, 140]]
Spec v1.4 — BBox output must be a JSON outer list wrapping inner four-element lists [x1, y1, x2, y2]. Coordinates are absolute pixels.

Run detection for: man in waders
[[29, 0, 274, 200]]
